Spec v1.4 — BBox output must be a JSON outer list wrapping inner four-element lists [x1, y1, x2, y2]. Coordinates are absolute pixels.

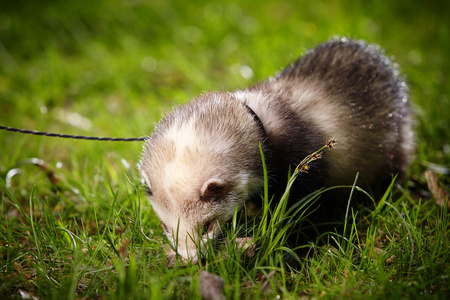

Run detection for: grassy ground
[[1, 0, 449, 299]]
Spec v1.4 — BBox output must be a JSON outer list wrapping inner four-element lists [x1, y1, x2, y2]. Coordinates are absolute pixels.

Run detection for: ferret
[[138, 38, 414, 263]]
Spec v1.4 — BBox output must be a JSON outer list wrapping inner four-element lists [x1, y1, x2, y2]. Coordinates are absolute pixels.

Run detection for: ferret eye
[[161, 222, 169, 233], [144, 186, 153, 196]]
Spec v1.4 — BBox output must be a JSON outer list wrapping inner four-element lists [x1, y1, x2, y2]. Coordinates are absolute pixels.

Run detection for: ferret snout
[[165, 219, 219, 262]]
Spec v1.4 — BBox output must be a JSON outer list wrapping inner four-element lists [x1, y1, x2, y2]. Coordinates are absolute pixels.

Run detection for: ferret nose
[[178, 248, 199, 264], [176, 240, 200, 264]]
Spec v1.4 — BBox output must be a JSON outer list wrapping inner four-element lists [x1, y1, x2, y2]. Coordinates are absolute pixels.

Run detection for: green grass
[[1, 0, 449, 299]]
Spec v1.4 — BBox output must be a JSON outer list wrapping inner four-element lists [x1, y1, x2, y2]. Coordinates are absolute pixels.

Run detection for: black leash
[[0, 125, 147, 141], [2, 105, 264, 142]]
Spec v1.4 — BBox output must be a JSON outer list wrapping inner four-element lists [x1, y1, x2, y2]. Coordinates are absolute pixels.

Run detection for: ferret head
[[138, 93, 265, 263]]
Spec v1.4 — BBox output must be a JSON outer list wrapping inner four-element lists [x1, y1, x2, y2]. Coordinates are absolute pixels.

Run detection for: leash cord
[[0, 125, 147, 141]]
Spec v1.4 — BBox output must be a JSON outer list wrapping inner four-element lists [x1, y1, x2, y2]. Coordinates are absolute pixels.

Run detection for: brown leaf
[[235, 237, 256, 259], [424, 170, 449, 208], [199, 271, 226, 300], [118, 239, 129, 257], [260, 270, 275, 294]]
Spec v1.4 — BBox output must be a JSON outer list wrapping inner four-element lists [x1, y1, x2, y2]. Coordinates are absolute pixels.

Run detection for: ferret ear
[[200, 179, 226, 202]]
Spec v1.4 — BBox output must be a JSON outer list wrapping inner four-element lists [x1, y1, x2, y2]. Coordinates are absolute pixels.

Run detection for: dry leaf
[[199, 271, 226, 300], [424, 170, 449, 208], [260, 270, 275, 294], [235, 237, 256, 259]]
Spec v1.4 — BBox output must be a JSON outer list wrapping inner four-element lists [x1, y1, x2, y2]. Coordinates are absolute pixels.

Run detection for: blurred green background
[[0, 0, 448, 182], [0, 0, 449, 298]]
